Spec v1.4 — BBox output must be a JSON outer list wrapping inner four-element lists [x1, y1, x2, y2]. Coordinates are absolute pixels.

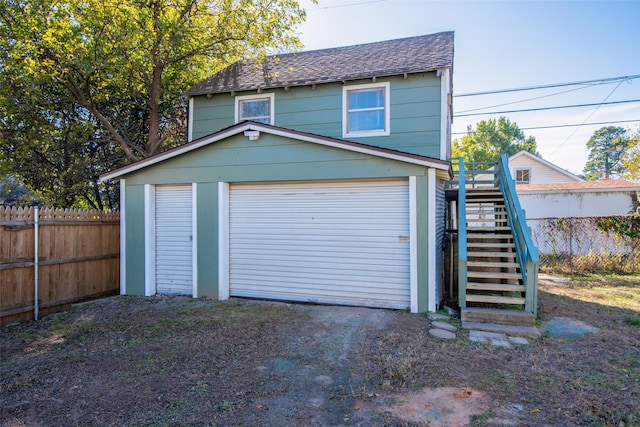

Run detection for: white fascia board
[[187, 97, 194, 142], [100, 122, 452, 181]]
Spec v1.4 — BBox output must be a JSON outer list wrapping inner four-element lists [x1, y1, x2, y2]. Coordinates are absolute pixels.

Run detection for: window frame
[[342, 82, 390, 138], [515, 168, 531, 184], [235, 93, 275, 125]]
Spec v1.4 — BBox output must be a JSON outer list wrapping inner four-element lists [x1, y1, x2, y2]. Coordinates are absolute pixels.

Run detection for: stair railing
[[456, 158, 468, 309], [494, 154, 540, 314]]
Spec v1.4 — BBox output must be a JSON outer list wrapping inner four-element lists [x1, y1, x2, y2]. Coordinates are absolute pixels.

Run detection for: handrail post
[[457, 158, 467, 309]]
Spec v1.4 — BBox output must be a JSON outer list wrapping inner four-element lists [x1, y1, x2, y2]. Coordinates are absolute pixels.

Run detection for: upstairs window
[[343, 82, 390, 137], [515, 169, 531, 184], [235, 93, 274, 125]]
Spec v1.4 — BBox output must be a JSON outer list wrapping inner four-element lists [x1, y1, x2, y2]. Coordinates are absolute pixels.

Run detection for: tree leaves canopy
[[452, 117, 539, 165], [0, 0, 308, 208], [583, 126, 630, 180], [622, 128, 640, 181]]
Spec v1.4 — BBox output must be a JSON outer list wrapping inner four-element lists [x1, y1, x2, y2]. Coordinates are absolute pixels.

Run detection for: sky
[[295, 0, 640, 175]]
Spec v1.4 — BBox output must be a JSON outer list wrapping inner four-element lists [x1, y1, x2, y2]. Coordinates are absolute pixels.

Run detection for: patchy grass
[[1, 275, 639, 426]]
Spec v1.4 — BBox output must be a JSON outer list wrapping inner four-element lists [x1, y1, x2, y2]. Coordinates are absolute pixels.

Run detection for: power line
[[454, 74, 640, 97], [452, 119, 640, 135], [454, 99, 640, 118]]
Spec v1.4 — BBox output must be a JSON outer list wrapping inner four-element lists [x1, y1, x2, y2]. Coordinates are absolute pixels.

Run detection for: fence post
[[34, 206, 39, 321]]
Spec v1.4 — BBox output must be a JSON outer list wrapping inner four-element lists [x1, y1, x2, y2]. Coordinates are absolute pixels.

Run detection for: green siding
[[125, 133, 431, 185], [196, 183, 219, 298], [190, 73, 443, 158], [122, 131, 438, 309], [124, 184, 146, 295]]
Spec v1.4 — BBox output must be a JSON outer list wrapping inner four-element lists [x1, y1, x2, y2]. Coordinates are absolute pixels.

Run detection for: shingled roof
[[186, 31, 454, 96]]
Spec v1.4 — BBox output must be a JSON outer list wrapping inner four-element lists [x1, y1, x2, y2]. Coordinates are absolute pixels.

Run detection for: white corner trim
[[144, 184, 156, 296], [427, 169, 437, 312], [439, 68, 451, 161], [119, 179, 126, 295], [218, 182, 230, 300], [409, 176, 418, 313], [187, 97, 194, 142], [191, 183, 198, 298], [342, 81, 391, 138]]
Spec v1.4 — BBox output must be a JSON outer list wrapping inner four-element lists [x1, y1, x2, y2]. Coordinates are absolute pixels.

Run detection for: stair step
[[467, 242, 515, 248], [465, 294, 526, 305], [461, 322, 541, 338], [467, 282, 526, 292], [468, 261, 520, 268], [466, 218, 509, 223], [461, 307, 536, 327], [468, 233, 513, 239], [468, 251, 516, 257], [468, 226, 512, 232], [467, 271, 522, 279], [467, 199, 505, 203]]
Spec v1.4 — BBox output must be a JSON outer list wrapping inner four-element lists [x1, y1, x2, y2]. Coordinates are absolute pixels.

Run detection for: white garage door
[[229, 179, 410, 309], [155, 185, 193, 295]]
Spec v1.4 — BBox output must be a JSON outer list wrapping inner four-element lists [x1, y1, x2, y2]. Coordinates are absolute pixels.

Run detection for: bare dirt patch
[[1, 274, 639, 426]]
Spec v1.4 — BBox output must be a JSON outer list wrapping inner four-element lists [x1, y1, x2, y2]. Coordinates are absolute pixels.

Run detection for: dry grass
[[1, 275, 639, 426]]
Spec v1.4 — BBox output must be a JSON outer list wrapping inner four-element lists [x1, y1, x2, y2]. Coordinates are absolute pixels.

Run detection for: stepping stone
[[431, 321, 457, 332], [509, 336, 529, 345], [469, 335, 487, 343], [469, 330, 508, 341], [428, 313, 450, 321], [429, 328, 456, 340], [490, 338, 512, 348]]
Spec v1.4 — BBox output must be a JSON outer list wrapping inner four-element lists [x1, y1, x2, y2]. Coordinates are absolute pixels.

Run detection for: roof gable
[[186, 32, 454, 96], [509, 151, 584, 182], [100, 122, 452, 181]]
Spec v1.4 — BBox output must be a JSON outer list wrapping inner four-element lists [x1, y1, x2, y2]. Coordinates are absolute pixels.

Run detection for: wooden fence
[[0, 206, 120, 325]]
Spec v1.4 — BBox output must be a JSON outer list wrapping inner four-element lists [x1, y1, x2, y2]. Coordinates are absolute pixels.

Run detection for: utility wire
[[452, 119, 640, 135], [454, 74, 640, 97], [454, 99, 640, 118], [549, 79, 626, 155]]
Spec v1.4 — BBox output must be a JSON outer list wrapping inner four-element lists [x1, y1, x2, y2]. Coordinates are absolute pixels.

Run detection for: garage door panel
[[155, 185, 193, 295], [229, 179, 410, 309]]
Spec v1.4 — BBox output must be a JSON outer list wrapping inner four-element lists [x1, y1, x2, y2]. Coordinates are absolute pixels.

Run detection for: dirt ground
[[1, 274, 639, 426]]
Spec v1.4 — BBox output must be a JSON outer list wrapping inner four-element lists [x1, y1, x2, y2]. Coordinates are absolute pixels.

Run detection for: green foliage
[[452, 117, 538, 166], [596, 215, 640, 241], [622, 128, 640, 181], [583, 126, 630, 180], [0, 0, 308, 208]]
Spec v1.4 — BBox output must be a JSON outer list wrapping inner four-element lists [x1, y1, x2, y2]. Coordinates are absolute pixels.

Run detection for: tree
[[0, 0, 308, 207], [452, 117, 539, 165], [622, 128, 640, 181], [583, 126, 630, 180]]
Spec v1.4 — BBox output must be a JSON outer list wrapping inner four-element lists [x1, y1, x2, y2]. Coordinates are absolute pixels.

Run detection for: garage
[[227, 179, 411, 309]]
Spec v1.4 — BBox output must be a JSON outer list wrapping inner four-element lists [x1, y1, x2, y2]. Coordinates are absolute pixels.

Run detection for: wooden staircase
[[453, 156, 540, 335], [464, 188, 526, 307]]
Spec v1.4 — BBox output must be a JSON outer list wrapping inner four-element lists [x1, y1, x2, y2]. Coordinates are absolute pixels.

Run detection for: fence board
[[0, 206, 119, 325]]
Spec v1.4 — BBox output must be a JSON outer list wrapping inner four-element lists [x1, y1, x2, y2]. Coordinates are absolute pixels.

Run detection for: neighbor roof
[[186, 32, 454, 96], [517, 179, 640, 193]]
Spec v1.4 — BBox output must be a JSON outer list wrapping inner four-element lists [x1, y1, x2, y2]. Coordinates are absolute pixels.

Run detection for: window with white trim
[[515, 168, 531, 184], [343, 82, 390, 137], [235, 93, 274, 124]]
